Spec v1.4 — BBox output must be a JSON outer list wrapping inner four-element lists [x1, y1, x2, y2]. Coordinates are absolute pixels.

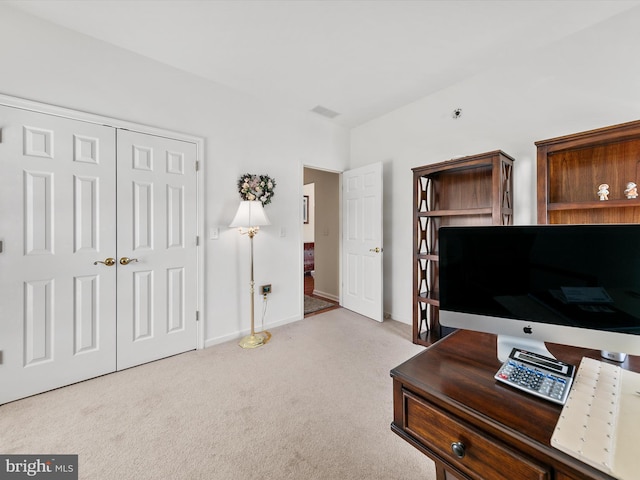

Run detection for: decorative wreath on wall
[[237, 173, 276, 206]]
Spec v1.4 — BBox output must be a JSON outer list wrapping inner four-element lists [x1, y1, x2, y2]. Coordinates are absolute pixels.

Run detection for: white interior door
[[115, 130, 198, 370], [342, 162, 383, 322], [0, 105, 117, 404]]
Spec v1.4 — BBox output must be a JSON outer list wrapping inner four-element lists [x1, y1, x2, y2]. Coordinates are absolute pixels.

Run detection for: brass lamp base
[[238, 333, 266, 349]]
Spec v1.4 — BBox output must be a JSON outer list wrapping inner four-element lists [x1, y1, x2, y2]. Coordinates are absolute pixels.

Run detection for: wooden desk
[[391, 330, 639, 480]]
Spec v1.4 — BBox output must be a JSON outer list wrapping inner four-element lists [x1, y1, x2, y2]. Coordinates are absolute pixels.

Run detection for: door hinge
[[196, 311, 200, 322], [196, 235, 200, 246], [195, 160, 200, 171]]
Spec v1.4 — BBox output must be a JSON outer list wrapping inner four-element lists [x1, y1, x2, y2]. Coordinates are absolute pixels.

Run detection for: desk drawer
[[403, 390, 550, 480]]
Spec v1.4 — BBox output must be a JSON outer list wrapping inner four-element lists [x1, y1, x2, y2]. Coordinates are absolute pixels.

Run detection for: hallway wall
[[303, 168, 340, 300]]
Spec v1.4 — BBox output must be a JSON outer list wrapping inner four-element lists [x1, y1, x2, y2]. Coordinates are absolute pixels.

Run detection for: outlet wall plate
[[261, 284, 272, 295]]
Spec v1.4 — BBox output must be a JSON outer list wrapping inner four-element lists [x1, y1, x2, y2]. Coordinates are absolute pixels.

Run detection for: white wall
[[6, 4, 640, 338], [0, 5, 349, 345], [303, 168, 340, 300], [350, 7, 640, 325]]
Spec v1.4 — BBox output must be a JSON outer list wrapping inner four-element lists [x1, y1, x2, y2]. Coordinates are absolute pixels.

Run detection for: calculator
[[494, 348, 576, 405]]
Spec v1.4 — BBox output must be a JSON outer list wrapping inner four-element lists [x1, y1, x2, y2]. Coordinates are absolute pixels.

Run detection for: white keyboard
[[551, 357, 621, 476]]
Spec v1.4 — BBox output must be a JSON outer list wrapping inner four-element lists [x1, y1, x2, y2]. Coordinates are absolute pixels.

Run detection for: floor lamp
[[230, 200, 271, 348]]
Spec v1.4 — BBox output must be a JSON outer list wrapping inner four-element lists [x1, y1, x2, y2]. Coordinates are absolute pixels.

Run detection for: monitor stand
[[497, 335, 554, 363], [601, 350, 627, 362], [497, 337, 629, 363]]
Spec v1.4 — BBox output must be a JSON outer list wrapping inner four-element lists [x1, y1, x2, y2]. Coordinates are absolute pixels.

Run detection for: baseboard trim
[[312, 290, 339, 302], [204, 313, 303, 348], [386, 314, 411, 326]]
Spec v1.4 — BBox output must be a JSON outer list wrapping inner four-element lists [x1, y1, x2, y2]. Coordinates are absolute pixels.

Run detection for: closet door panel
[[115, 130, 198, 370], [0, 105, 117, 404]]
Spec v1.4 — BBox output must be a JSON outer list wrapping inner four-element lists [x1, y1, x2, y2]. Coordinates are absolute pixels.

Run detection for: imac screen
[[439, 225, 640, 340]]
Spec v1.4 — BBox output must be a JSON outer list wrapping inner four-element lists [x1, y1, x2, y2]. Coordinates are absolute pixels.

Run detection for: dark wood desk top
[[391, 330, 639, 479]]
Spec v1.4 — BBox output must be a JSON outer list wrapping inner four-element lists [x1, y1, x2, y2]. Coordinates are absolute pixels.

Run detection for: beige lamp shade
[[229, 201, 271, 228]]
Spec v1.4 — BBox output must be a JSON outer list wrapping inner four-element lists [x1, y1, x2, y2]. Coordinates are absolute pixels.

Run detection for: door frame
[[300, 162, 384, 322], [301, 164, 343, 314], [0, 93, 206, 350]]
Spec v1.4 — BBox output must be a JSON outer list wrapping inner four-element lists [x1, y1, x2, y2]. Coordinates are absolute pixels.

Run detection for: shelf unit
[[537, 119, 640, 225], [412, 151, 515, 345]]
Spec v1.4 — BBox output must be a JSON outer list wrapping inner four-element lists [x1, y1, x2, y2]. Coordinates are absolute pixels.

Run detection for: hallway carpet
[[303, 294, 336, 315]]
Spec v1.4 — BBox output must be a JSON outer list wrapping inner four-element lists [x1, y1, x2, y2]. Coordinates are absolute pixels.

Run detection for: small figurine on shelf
[[624, 181, 638, 199], [597, 183, 610, 201]]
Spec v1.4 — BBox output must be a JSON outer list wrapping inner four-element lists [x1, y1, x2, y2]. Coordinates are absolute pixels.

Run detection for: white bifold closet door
[[0, 105, 118, 403], [0, 105, 197, 404], [115, 130, 198, 370]]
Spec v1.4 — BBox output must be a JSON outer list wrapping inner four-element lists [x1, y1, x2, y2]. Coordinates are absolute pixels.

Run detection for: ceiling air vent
[[311, 105, 340, 119]]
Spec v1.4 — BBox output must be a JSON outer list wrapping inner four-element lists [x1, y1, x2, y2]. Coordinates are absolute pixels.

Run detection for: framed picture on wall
[[303, 195, 309, 224]]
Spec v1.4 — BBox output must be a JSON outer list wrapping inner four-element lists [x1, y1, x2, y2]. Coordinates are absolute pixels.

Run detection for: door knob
[[94, 258, 116, 266], [369, 247, 382, 253], [119, 257, 139, 265]]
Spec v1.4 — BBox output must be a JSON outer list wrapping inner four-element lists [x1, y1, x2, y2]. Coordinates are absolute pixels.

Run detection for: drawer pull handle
[[451, 441, 466, 459]]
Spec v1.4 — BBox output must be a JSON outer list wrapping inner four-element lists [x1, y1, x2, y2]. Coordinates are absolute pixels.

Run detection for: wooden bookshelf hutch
[[412, 151, 515, 345], [537, 119, 640, 225]]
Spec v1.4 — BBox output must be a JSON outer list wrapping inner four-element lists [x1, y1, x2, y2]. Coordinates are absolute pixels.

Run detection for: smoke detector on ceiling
[[311, 105, 340, 119]]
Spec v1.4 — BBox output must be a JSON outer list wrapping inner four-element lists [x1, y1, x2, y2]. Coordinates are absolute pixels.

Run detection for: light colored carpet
[[0, 309, 435, 480], [304, 294, 335, 314]]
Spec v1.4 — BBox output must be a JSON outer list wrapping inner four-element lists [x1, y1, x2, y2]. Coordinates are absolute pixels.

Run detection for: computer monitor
[[439, 224, 640, 362]]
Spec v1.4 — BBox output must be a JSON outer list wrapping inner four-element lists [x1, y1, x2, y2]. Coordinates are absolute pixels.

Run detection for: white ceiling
[[6, 0, 640, 128]]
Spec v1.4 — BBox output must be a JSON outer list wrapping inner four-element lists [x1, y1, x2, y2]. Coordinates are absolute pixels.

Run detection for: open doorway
[[303, 167, 340, 316]]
